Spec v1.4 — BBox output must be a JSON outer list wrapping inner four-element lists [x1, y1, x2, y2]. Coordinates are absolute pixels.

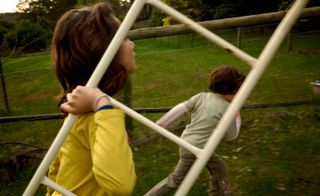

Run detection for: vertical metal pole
[[0, 55, 10, 111], [175, 0, 309, 195]]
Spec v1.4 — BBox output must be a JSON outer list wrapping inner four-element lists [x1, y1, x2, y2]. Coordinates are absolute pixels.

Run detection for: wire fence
[[0, 28, 319, 109], [0, 22, 319, 146], [1, 24, 320, 77], [146, 26, 320, 52]]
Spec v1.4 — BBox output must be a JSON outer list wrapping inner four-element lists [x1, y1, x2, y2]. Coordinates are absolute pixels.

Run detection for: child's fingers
[[60, 102, 72, 113], [66, 93, 73, 102], [60, 103, 82, 114], [60, 93, 78, 114], [61, 86, 105, 114]]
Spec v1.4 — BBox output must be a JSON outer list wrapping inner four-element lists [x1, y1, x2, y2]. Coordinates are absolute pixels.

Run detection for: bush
[[3, 20, 48, 53], [148, 9, 166, 27], [211, 4, 237, 19], [0, 25, 8, 46]]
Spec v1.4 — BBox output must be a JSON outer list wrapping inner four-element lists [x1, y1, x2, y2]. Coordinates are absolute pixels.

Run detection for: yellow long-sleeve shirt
[[47, 109, 136, 196]]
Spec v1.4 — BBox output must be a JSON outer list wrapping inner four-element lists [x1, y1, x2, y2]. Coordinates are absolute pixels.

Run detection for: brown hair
[[208, 66, 245, 95], [51, 2, 127, 106]]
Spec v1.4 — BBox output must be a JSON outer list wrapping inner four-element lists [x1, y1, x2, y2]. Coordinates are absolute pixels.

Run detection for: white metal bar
[[42, 176, 76, 196], [109, 97, 202, 156], [175, 0, 309, 195], [147, 0, 257, 67], [23, 1, 147, 195]]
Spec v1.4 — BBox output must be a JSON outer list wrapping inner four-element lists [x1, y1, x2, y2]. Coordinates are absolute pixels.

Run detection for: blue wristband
[[97, 104, 113, 111]]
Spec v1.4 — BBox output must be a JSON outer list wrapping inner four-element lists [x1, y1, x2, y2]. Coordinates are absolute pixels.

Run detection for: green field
[[0, 29, 320, 195]]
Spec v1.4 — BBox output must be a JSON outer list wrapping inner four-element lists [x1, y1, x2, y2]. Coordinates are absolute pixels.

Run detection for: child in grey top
[[145, 66, 245, 196]]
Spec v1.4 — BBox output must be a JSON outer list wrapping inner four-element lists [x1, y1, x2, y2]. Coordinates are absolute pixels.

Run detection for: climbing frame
[[23, 0, 309, 195]]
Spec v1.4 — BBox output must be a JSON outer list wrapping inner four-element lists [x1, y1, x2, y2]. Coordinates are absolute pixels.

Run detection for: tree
[[77, 0, 96, 5], [164, 0, 203, 21], [76, 0, 129, 18], [17, 0, 77, 30], [17, 0, 56, 20]]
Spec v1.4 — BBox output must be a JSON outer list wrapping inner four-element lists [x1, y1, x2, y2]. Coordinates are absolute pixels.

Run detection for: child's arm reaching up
[[60, 86, 110, 114], [156, 102, 189, 128]]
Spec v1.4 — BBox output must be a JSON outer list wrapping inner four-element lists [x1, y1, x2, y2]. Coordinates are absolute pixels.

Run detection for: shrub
[[0, 25, 8, 46], [211, 4, 237, 19], [148, 9, 166, 27], [3, 20, 48, 53]]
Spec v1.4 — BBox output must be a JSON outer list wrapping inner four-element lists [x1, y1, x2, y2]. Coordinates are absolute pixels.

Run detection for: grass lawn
[[0, 29, 319, 195], [131, 105, 320, 195]]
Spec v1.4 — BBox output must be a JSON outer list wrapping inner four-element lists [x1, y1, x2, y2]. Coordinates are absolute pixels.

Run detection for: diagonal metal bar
[[109, 97, 202, 156], [175, 0, 309, 195], [147, 0, 257, 67]]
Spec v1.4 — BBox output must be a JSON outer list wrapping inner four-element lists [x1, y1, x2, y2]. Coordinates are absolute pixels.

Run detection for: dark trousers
[[144, 148, 230, 196]]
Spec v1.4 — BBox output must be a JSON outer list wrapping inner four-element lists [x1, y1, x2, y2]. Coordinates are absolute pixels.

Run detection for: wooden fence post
[[237, 27, 242, 48], [287, 31, 293, 51], [189, 33, 193, 48]]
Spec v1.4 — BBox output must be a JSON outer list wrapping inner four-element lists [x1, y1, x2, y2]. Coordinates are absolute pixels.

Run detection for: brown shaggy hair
[[51, 2, 127, 106], [208, 66, 246, 95]]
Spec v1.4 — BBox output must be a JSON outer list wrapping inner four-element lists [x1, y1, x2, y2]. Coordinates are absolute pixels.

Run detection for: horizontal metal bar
[[42, 176, 75, 196], [0, 101, 314, 123]]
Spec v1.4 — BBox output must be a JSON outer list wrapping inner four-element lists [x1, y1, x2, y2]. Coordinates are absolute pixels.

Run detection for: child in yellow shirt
[[47, 2, 136, 195]]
